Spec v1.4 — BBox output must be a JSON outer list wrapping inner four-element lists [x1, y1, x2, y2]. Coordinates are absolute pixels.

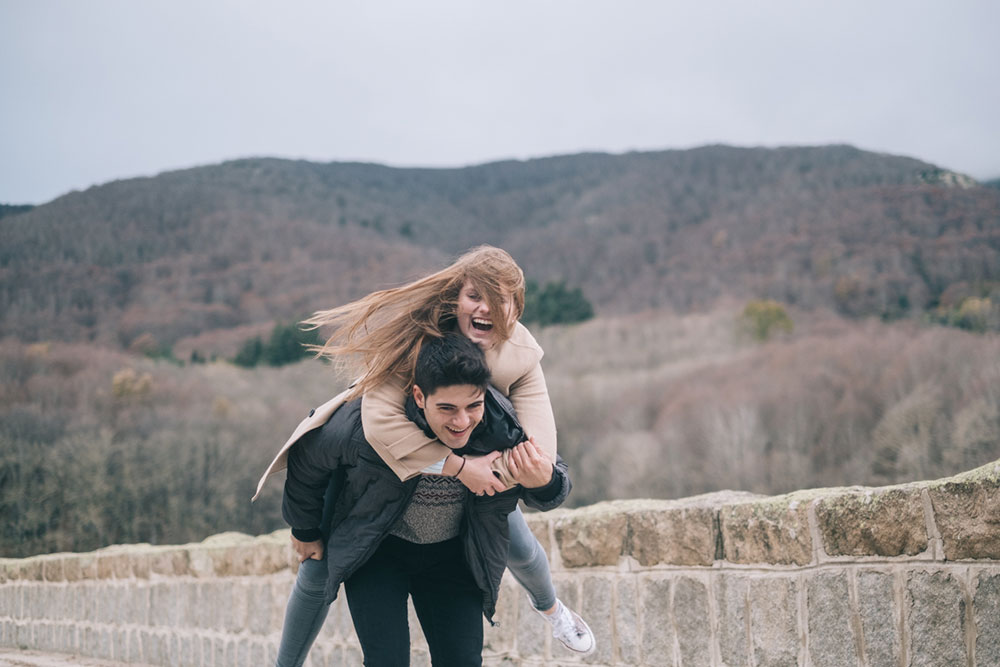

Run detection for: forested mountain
[[0, 204, 34, 220], [2, 145, 998, 352], [3, 145, 1000, 558]]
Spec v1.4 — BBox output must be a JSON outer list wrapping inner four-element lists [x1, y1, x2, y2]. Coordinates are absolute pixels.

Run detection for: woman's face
[[456, 281, 513, 349]]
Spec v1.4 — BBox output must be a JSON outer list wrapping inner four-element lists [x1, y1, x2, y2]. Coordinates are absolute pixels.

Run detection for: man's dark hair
[[413, 334, 490, 396]]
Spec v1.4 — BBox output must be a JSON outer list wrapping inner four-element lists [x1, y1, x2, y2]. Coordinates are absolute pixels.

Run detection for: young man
[[277, 334, 570, 666]]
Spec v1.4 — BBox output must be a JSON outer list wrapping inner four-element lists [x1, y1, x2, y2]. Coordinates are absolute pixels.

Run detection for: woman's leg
[[505, 506, 557, 611], [506, 506, 595, 655], [274, 558, 333, 667], [344, 537, 413, 666]]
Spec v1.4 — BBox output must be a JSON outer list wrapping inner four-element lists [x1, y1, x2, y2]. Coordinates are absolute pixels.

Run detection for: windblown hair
[[413, 333, 490, 397], [302, 245, 525, 399]]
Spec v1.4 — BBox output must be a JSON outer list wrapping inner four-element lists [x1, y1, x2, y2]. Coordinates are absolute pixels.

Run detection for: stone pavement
[[0, 649, 150, 667]]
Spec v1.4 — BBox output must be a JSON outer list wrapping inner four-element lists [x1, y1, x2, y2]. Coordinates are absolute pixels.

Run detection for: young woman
[[302, 245, 593, 653]]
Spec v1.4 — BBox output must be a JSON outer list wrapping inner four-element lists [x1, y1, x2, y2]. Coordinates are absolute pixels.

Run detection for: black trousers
[[344, 535, 484, 667]]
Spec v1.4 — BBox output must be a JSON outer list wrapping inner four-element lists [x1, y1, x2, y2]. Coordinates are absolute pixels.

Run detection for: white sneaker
[[535, 599, 596, 655]]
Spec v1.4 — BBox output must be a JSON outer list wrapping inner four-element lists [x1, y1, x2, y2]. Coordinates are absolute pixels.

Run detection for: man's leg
[[408, 537, 484, 667], [344, 536, 412, 666]]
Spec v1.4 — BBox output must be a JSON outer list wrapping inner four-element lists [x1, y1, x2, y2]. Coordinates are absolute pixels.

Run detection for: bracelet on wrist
[[454, 456, 466, 477]]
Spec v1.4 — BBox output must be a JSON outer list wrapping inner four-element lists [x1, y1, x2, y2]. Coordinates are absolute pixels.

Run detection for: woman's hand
[[456, 451, 508, 496], [291, 535, 324, 562], [508, 437, 554, 489]]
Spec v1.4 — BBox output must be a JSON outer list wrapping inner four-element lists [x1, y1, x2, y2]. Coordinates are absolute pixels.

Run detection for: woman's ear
[[412, 384, 426, 410]]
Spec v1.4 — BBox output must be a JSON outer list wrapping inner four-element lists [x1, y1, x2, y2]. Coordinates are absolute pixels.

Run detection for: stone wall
[[2, 460, 1000, 666]]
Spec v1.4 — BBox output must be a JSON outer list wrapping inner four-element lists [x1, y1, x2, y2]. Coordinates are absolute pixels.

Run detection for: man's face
[[412, 383, 486, 449]]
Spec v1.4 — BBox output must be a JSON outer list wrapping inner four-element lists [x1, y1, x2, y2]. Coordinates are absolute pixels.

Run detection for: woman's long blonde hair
[[303, 245, 526, 398]]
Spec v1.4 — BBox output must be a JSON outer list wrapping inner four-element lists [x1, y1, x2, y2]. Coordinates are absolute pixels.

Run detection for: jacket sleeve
[[282, 418, 347, 541], [521, 454, 571, 512], [492, 362, 558, 487], [361, 376, 453, 481]]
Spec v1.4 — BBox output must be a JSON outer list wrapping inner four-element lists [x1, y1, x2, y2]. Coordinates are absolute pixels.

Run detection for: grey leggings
[[275, 506, 556, 667], [505, 505, 557, 611]]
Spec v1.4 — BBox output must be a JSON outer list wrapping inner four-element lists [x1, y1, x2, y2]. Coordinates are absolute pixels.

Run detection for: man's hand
[[508, 437, 554, 489], [291, 535, 324, 562], [456, 451, 508, 496]]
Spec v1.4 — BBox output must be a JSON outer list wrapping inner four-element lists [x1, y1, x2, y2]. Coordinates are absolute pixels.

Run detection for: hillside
[[3, 307, 999, 557], [2, 145, 998, 352]]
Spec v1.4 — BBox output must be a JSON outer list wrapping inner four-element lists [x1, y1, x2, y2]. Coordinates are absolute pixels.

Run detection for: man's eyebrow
[[433, 400, 484, 408]]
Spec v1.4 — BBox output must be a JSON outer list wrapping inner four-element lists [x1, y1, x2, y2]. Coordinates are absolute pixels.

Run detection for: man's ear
[[412, 384, 426, 410]]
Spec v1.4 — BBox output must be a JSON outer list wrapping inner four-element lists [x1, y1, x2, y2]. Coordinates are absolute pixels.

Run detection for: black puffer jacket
[[282, 387, 570, 622]]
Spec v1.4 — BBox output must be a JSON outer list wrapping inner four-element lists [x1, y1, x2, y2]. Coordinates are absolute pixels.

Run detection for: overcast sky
[[2, 0, 998, 204]]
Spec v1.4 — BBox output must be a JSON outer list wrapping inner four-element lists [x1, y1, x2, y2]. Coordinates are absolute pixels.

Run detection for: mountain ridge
[[2, 144, 997, 349]]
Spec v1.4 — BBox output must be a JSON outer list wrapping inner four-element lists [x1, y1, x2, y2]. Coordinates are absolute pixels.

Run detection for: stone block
[[674, 576, 711, 667], [56, 587, 73, 621], [806, 572, 856, 667], [408, 597, 427, 650], [17, 622, 32, 650], [236, 639, 251, 667], [76, 554, 98, 580], [178, 635, 193, 667], [254, 534, 295, 575], [927, 464, 1000, 560], [625, 501, 717, 567], [0, 586, 12, 618], [343, 646, 364, 666], [522, 513, 552, 558], [128, 629, 142, 664], [197, 581, 226, 632], [18, 558, 43, 581], [79, 584, 97, 623], [176, 581, 200, 628], [41, 557, 65, 582], [96, 554, 115, 579], [614, 575, 640, 666], [248, 580, 275, 636], [149, 548, 189, 576], [815, 487, 927, 557], [513, 582, 547, 658], [61, 557, 82, 583], [113, 628, 128, 663], [580, 574, 613, 664], [149, 582, 179, 627], [640, 575, 676, 666], [483, 577, 517, 656], [201, 636, 214, 666], [720, 495, 813, 565], [333, 591, 358, 642], [224, 637, 238, 667], [749, 577, 799, 667], [4, 585, 20, 619], [974, 573, 1000, 666], [553, 503, 627, 567], [715, 574, 749, 667], [132, 552, 151, 579], [225, 579, 250, 633], [907, 570, 968, 667], [100, 585, 116, 624], [126, 584, 150, 627]]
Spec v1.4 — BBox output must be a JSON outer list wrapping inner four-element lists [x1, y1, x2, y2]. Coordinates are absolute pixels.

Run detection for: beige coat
[[252, 322, 557, 499]]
